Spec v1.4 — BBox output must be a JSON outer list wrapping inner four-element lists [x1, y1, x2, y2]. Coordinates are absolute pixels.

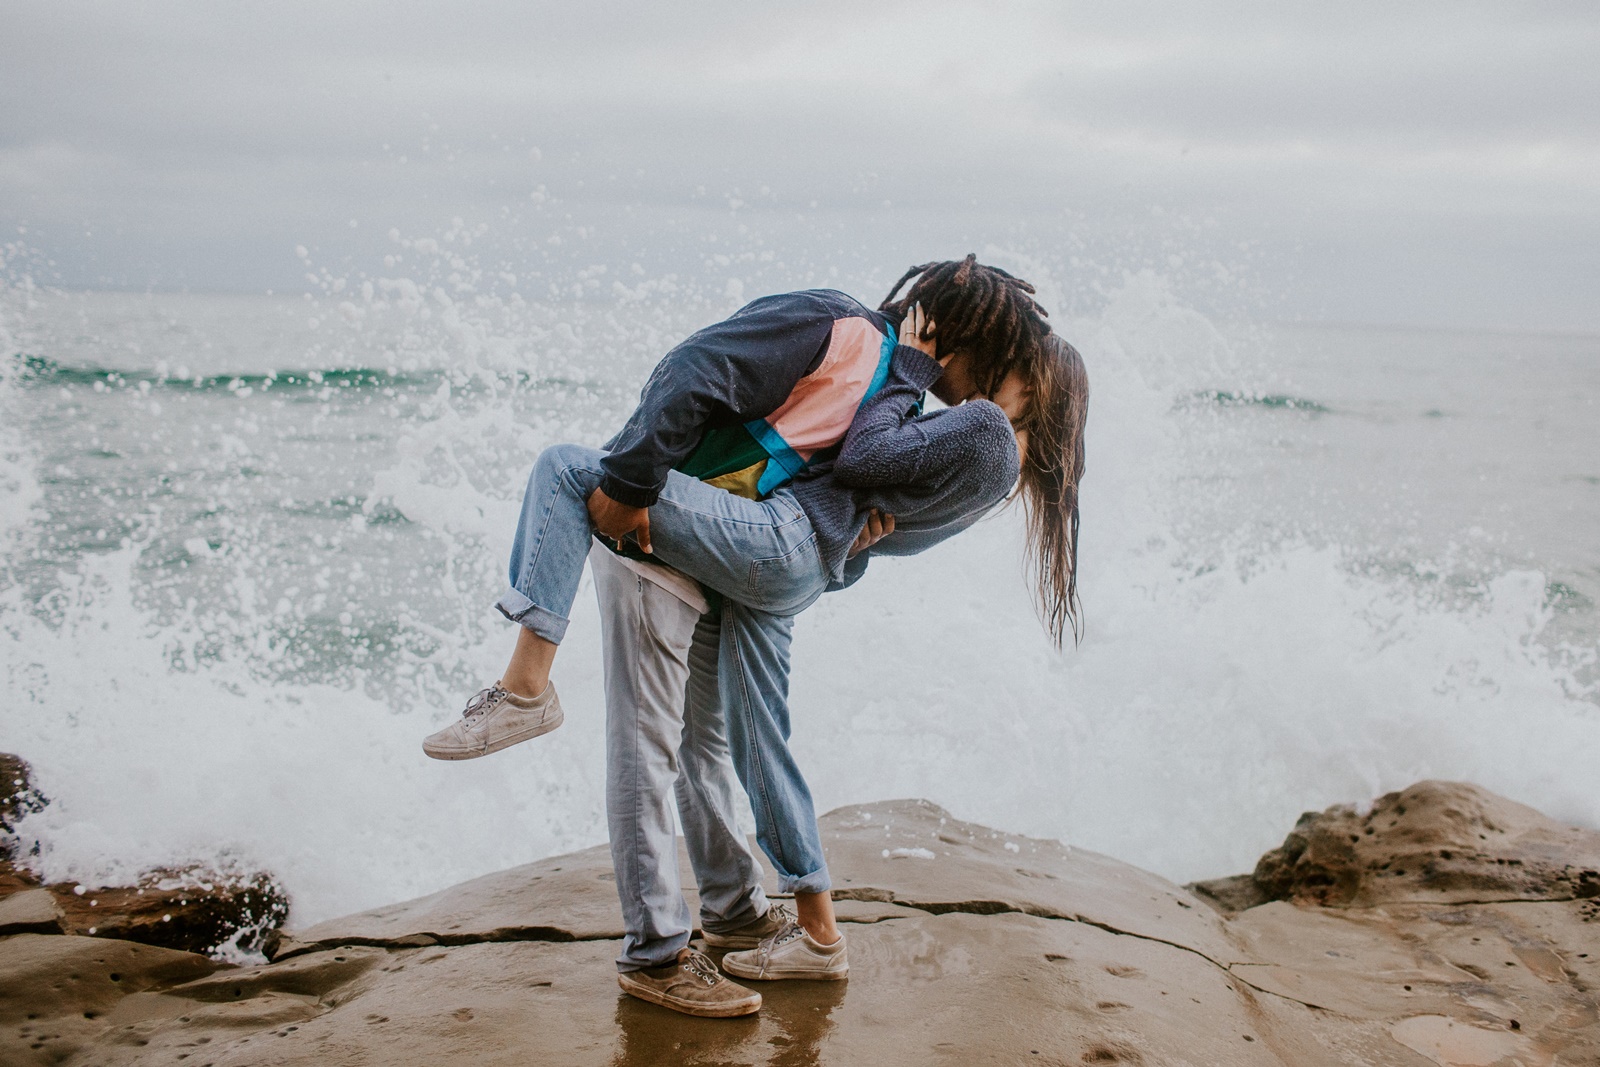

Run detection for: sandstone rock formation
[[0, 753, 289, 955], [1241, 781, 1600, 908], [2, 781, 1598, 1066]]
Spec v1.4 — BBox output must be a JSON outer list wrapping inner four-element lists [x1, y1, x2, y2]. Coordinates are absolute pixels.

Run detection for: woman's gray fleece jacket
[[794, 347, 1020, 589]]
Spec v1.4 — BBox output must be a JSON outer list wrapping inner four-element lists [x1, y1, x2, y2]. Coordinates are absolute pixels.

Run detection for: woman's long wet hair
[[880, 256, 1088, 648], [879, 254, 1050, 394], [1015, 333, 1089, 648]]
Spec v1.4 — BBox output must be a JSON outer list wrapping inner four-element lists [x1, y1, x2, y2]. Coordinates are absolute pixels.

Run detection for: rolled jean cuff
[[698, 891, 768, 935], [777, 865, 831, 896], [494, 588, 569, 644], [615, 930, 691, 973]]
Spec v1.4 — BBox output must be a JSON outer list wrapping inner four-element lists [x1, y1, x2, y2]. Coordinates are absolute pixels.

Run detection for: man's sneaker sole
[[421, 707, 564, 761], [617, 974, 762, 1017]]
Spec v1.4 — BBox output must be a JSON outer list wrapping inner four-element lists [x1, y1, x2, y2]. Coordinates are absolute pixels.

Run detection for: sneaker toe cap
[[422, 723, 481, 758]]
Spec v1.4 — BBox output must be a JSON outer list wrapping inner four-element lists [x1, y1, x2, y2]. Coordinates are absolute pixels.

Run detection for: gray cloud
[[2, 0, 1596, 330]]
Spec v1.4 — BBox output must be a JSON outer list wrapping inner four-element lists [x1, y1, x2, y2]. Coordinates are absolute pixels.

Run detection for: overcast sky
[[3, 1, 1597, 330]]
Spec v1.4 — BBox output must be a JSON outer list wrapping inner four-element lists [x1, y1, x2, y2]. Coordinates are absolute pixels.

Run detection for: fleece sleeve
[[599, 292, 837, 507], [832, 348, 1018, 491], [826, 520, 998, 592]]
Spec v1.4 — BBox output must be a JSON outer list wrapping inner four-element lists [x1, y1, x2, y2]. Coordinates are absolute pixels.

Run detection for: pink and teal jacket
[[600, 289, 899, 506], [602, 288, 1019, 589]]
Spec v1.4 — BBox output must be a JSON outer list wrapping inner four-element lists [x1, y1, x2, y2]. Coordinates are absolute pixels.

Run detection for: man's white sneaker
[[422, 682, 563, 760], [719, 920, 848, 981]]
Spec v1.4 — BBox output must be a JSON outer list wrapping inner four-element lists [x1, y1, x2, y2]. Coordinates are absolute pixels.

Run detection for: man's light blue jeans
[[498, 444, 837, 922], [592, 546, 769, 971]]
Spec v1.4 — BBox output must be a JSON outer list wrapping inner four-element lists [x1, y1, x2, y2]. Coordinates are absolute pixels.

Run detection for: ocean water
[[1, 267, 1596, 930]]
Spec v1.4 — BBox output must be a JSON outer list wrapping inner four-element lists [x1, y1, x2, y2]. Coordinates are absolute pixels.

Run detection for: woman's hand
[[900, 303, 936, 359], [848, 509, 895, 557], [587, 487, 652, 553]]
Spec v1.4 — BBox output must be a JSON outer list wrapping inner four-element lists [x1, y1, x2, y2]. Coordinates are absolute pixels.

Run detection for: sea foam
[[1, 262, 1595, 927]]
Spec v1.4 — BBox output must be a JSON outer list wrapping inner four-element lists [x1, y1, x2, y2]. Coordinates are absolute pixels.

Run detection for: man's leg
[[678, 609, 771, 939], [594, 545, 700, 971], [592, 546, 767, 1016]]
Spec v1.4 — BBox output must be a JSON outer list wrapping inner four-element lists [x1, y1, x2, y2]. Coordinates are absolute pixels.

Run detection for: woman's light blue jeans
[[497, 443, 836, 893]]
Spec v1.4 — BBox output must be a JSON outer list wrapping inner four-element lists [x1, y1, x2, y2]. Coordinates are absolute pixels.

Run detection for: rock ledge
[[3, 781, 1598, 1066]]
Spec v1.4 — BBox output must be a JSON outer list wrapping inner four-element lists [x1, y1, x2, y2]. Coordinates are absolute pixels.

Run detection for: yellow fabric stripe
[[702, 459, 768, 501]]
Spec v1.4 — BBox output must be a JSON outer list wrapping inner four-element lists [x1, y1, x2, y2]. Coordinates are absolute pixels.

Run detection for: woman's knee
[[530, 443, 602, 492], [534, 441, 589, 474]]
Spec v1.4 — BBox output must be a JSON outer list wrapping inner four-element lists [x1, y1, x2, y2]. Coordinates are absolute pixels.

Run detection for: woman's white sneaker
[[719, 921, 848, 981], [422, 682, 563, 760]]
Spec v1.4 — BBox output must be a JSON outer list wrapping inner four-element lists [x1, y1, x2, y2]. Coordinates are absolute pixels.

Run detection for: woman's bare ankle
[[499, 673, 547, 700], [502, 628, 558, 699], [794, 889, 840, 944]]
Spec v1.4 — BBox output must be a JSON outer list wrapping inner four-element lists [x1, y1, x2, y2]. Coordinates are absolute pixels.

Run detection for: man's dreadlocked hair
[[878, 253, 1050, 394], [882, 256, 1088, 649]]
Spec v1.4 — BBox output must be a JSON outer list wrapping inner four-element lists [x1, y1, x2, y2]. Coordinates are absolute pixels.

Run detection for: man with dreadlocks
[[421, 256, 1087, 1016]]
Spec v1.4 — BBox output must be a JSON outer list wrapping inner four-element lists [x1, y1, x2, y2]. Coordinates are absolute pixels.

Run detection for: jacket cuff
[[893, 345, 945, 389], [597, 473, 660, 509]]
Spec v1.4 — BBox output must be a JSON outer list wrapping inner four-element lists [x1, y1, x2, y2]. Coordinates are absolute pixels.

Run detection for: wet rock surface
[[278, 843, 628, 956], [1, 781, 1597, 1065], [0, 889, 64, 936]]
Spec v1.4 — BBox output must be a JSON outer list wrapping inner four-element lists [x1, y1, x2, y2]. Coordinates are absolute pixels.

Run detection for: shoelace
[[461, 684, 508, 724], [766, 902, 796, 929], [754, 920, 808, 973], [681, 950, 721, 986], [771, 922, 807, 948]]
